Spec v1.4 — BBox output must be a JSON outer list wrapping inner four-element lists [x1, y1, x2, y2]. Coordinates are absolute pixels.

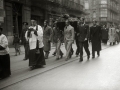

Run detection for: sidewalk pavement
[[9, 43, 64, 56]]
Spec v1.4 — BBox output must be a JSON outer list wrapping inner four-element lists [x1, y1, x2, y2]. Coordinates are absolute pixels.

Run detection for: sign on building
[[0, 0, 4, 9]]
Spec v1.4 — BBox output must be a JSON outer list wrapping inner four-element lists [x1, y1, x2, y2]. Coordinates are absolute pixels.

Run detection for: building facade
[[83, 0, 120, 27], [0, 0, 84, 45]]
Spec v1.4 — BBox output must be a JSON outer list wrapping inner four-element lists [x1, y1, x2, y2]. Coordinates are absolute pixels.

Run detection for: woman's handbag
[[36, 40, 40, 54]]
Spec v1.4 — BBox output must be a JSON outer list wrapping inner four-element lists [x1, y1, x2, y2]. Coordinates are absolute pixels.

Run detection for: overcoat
[[90, 25, 102, 51], [21, 27, 28, 44], [102, 28, 108, 40], [108, 27, 116, 42], [115, 29, 120, 42], [43, 26, 52, 52]]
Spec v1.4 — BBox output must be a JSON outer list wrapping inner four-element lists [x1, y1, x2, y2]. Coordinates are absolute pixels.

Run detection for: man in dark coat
[[43, 20, 52, 59], [102, 25, 108, 44], [90, 20, 102, 58], [77, 18, 90, 62], [20, 22, 29, 60]]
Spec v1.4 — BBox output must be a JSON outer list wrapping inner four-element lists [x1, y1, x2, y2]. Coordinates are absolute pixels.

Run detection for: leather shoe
[[79, 58, 83, 62], [87, 55, 90, 60]]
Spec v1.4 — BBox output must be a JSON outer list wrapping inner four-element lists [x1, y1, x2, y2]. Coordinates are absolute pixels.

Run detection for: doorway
[[12, 2, 22, 37]]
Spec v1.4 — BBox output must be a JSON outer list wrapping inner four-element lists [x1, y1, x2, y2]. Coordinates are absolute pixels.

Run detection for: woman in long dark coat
[[115, 28, 120, 44], [90, 20, 102, 58], [0, 27, 11, 79], [25, 20, 46, 70], [102, 25, 108, 44]]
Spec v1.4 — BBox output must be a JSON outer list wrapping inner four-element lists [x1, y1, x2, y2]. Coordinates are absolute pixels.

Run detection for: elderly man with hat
[[90, 20, 102, 58], [20, 22, 29, 60]]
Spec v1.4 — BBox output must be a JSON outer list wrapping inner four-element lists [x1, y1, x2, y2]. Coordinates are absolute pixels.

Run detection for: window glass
[[85, 0, 89, 9], [93, 11, 96, 18], [100, 9, 107, 17], [101, 0, 107, 4]]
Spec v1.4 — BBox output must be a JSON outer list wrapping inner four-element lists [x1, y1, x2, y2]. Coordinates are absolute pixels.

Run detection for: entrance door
[[12, 2, 22, 36]]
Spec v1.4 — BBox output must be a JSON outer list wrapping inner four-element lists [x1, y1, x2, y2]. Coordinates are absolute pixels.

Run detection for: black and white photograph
[[0, 0, 120, 90]]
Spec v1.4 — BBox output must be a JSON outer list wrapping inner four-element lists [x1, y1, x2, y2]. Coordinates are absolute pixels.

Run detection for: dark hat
[[44, 20, 49, 24], [62, 14, 70, 19], [23, 22, 28, 25]]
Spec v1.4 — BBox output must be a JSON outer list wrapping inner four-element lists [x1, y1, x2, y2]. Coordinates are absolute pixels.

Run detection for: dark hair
[[53, 21, 57, 27], [44, 20, 48, 24], [65, 19, 70, 24]]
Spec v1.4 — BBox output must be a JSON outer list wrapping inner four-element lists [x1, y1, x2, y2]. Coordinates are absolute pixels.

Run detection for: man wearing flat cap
[[20, 22, 29, 60]]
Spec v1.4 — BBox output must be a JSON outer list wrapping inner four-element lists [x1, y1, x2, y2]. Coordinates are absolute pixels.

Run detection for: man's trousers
[[78, 40, 90, 58]]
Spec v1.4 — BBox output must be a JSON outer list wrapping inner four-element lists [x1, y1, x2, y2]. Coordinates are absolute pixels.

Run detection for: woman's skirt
[[43, 38, 51, 52], [108, 35, 115, 42], [0, 54, 11, 79], [29, 48, 46, 66]]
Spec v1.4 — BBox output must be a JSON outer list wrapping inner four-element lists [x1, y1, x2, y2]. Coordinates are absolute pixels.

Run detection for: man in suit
[[90, 20, 102, 58], [77, 18, 90, 62], [20, 22, 29, 60]]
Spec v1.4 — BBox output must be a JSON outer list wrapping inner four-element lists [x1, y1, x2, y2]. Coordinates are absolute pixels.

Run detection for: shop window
[[85, 0, 89, 9], [93, 11, 96, 18]]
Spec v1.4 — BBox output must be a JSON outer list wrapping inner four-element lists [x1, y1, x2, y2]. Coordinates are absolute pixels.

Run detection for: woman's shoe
[[30, 66, 36, 70]]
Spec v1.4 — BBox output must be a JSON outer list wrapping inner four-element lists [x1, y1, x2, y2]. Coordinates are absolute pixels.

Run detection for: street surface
[[0, 43, 120, 90]]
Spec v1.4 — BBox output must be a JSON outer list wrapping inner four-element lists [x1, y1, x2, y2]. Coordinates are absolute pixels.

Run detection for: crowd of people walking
[[0, 15, 120, 80]]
